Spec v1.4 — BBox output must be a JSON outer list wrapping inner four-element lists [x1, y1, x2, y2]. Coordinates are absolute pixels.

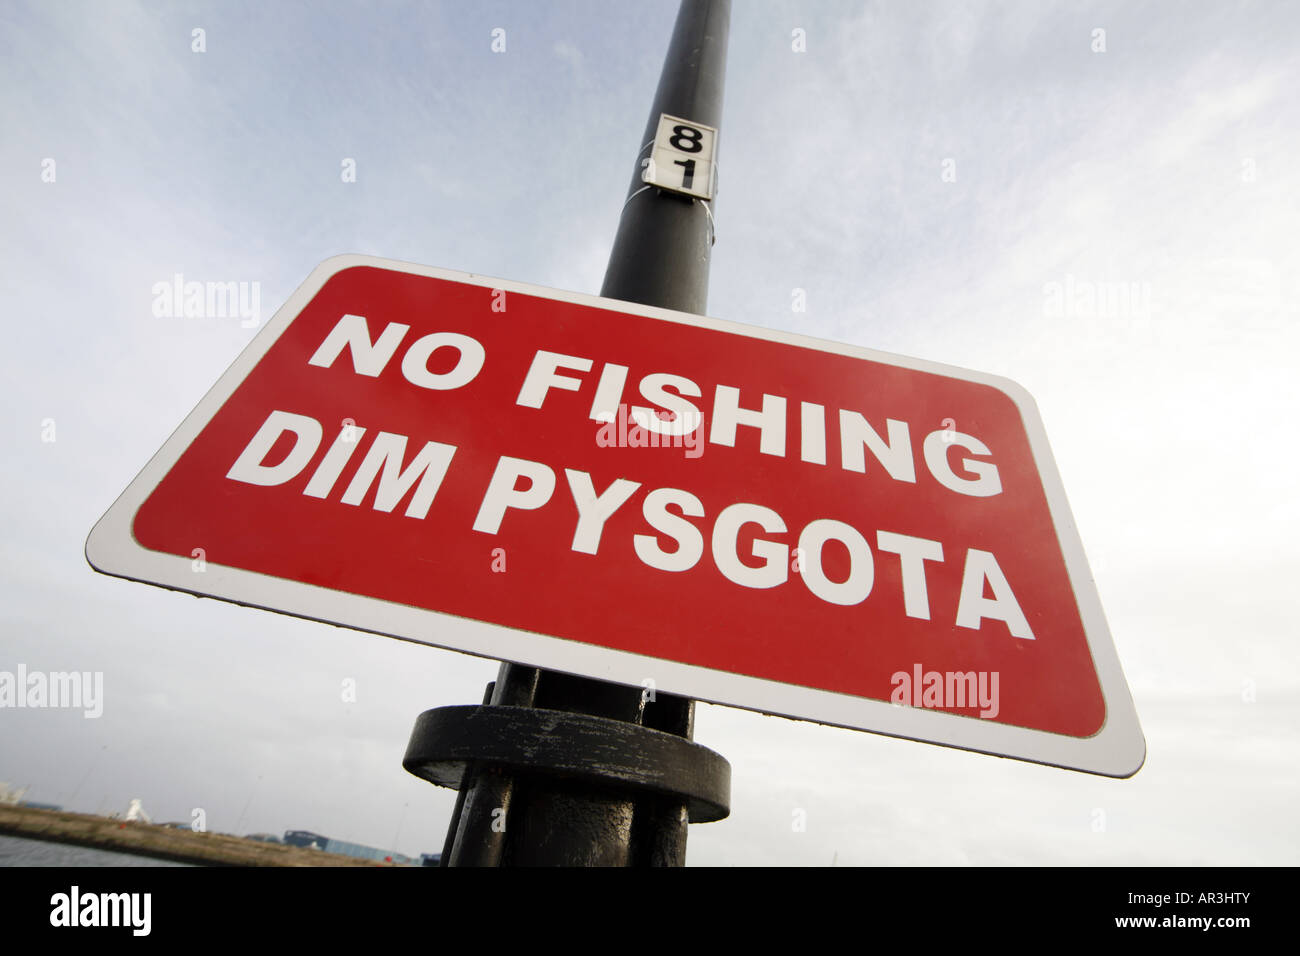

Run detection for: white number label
[[644, 113, 717, 200]]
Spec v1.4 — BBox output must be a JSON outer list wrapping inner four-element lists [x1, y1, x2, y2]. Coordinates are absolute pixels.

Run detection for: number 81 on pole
[[644, 113, 718, 201]]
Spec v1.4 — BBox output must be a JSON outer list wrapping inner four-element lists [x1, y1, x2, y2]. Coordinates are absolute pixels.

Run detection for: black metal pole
[[601, 0, 729, 314], [405, 0, 731, 866]]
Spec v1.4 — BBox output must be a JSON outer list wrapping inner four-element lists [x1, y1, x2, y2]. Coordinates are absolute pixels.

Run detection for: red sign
[[88, 256, 1144, 776]]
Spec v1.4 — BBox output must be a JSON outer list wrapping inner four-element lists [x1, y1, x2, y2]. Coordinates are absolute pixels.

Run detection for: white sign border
[[86, 254, 1145, 778]]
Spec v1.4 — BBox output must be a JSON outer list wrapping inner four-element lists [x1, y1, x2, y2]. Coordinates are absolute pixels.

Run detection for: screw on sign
[[87, 255, 1144, 778]]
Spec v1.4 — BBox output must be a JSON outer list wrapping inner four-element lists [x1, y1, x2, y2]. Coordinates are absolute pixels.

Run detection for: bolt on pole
[[404, 0, 732, 867]]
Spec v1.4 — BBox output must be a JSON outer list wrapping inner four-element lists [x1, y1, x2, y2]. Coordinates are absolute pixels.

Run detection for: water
[[0, 833, 194, 866]]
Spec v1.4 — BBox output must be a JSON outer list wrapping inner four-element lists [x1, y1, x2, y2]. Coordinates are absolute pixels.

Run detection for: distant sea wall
[[0, 805, 388, 867]]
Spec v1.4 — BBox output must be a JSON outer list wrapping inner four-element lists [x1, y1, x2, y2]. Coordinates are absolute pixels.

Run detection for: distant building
[[283, 829, 328, 850], [0, 785, 61, 812], [282, 829, 412, 864]]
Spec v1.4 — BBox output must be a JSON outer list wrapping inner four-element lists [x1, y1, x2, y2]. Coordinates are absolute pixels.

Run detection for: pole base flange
[[403, 704, 730, 823]]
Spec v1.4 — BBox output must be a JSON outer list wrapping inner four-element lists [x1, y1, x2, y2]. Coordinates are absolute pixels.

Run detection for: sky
[[1, 0, 1298, 866]]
